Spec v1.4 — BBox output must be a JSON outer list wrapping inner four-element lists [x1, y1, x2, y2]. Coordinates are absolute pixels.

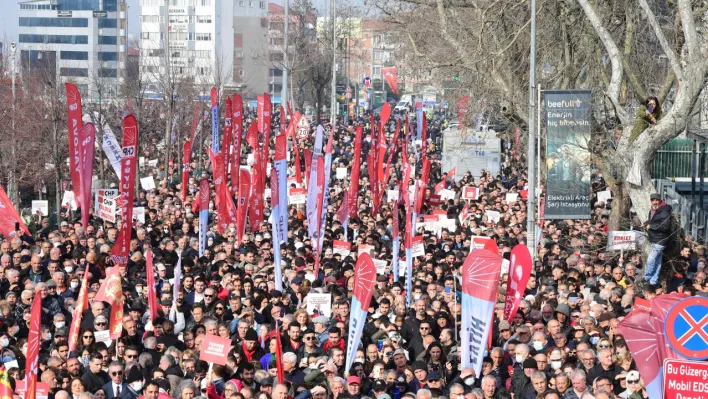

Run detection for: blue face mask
[[1, 356, 13, 363], [590, 337, 600, 345]]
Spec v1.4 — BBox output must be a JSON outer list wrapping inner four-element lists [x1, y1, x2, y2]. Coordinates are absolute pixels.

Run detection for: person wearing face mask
[[531, 332, 549, 353], [122, 366, 144, 399], [509, 344, 530, 397]]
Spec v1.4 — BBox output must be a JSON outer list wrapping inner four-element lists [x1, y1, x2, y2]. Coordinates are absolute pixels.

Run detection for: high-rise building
[[17, 0, 128, 99], [140, 0, 268, 101]]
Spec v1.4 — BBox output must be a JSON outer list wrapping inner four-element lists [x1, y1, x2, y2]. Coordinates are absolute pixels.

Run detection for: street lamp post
[[526, 0, 537, 259]]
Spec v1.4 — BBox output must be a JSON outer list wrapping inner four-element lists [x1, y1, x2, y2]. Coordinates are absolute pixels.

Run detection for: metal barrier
[[657, 179, 708, 245]]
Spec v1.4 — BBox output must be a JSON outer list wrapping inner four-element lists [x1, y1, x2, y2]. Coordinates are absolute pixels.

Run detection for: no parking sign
[[665, 296, 708, 360]]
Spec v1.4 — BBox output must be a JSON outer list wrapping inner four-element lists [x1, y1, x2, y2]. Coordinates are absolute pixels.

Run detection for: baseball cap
[[427, 371, 441, 381], [498, 321, 511, 331], [313, 316, 330, 324], [372, 380, 387, 392], [347, 376, 361, 385]]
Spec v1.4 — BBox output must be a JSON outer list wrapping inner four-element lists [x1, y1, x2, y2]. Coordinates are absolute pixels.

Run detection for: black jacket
[[645, 202, 673, 245]]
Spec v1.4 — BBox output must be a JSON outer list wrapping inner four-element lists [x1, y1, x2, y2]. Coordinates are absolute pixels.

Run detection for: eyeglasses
[[215, 307, 224, 310], [627, 379, 639, 384], [420, 327, 430, 330], [304, 336, 314, 341], [204, 294, 213, 298], [83, 335, 94, 339], [95, 322, 107, 326], [598, 344, 609, 349], [125, 354, 138, 359], [110, 371, 123, 376]]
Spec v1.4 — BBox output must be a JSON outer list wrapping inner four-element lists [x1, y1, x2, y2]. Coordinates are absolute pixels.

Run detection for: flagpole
[[526, 0, 537, 260], [282, 0, 289, 117], [329, 0, 337, 126]]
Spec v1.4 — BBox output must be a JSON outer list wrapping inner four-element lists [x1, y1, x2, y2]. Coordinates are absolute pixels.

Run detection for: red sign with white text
[[199, 334, 232, 365], [462, 186, 479, 200], [664, 359, 708, 398]]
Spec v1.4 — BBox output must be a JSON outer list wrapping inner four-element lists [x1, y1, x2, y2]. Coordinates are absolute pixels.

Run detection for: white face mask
[[0, 338, 9, 348], [551, 361, 562, 370], [590, 337, 600, 345], [533, 341, 544, 351], [515, 354, 523, 364], [354, 358, 365, 364], [66, 266, 73, 273], [70, 282, 79, 290], [55, 322, 65, 329], [464, 377, 475, 386], [131, 381, 144, 391], [589, 311, 596, 318]]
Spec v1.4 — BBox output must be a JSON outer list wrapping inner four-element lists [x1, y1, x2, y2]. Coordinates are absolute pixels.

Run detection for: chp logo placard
[[665, 296, 708, 360]]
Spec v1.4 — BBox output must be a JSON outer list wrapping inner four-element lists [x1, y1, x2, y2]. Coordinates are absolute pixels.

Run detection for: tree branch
[[637, 0, 684, 79], [677, 0, 700, 61], [575, 0, 624, 103]]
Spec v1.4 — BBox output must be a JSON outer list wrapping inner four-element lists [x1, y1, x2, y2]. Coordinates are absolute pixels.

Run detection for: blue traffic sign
[[363, 77, 371, 87], [665, 296, 708, 360]]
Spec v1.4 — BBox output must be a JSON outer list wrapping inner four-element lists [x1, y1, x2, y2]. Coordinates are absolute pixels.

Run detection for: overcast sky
[[1, 0, 366, 45]]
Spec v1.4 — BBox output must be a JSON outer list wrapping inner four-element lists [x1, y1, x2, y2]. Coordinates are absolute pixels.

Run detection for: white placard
[[358, 244, 374, 256], [32, 200, 49, 216], [147, 159, 159, 167], [411, 236, 425, 257], [96, 196, 117, 223], [607, 231, 637, 251], [336, 168, 347, 180], [597, 190, 612, 204], [94, 330, 112, 347], [140, 176, 156, 191], [501, 259, 510, 276], [333, 240, 351, 257], [61, 191, 78, 210], [388, 190, 399, 202], [440, 189, 456, 201], [288, 188, 307, 205], [133, 207, 145, 224], [306, 293, 332, 318], [485, 210, 501, 223], [374, 259, 388, 275], [505, 193, 519, 204]]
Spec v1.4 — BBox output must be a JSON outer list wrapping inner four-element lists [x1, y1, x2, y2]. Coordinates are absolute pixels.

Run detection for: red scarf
[[241, 343, 257, 362]]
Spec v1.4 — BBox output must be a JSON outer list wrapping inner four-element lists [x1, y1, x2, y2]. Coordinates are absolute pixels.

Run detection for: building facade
[[18, 0, 128, 99], [140, 0, 268, 101]]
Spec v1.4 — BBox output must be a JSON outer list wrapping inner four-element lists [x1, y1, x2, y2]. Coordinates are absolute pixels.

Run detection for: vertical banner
[[181, 141, 191, 202], [210, 87, 220, 153], [145, 249, 158, 323], [348, 126, 363, 218], [173, 256, 182, 301], [263, 93, 272, 162], [307, 126, 325, 243], [416, 101, 423, 141], [65, 83, 83, 203], [110, 115, 138, 268], [231, 95, 244, 193], [78, 123, 96, 229], [392, 199, 400, 282], [199, 178, 209, 257], [503, 245, 533, 321], [401, 164, 413, 306], [275, 321, 285, 384], [461, 250, 502, 376], [95, 267, 124, 339], [101, 119, 122, 180], [68, 270, 89, 352], [345, 253, 376, 372], [210, 150, 238, 233], [237, 169, 251, 246], [25, 293, 42, 399], [274, 130, 288, 244], [249, 150, 265, 231], [337, 195, 349, 242], [223, 97, 233, 171], [0, 186, 30, 238], [270, 168, 283, 291], [544, 90, 592, 219], [257, 95, 265, 134], [318, 129, 334, 253]]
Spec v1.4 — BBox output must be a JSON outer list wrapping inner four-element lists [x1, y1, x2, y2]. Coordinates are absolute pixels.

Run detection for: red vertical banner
[[304, 149, 312, 188], [0, 186, 30, 238], [257, 95, 265, 134], [347, 126, 363, 218], [181, 141, 191, 202], [65, 83, 83, 204], [263, 93, 272, 157], [249, 150, 264, 232], [231, 94, 243, 193], [146, 250, 158, 323], [68, 270, 89, 352], [246, 122, 258, 149], [25, 293, 42, 399], [223, 97, 233, 171], [503, 245, 534, 321], [381, 67, 399, 94], [110, 115, 138, 267], [237, 169, 251, 246], [78, 123, 96, 229], [275, 322, 285, 384], [210, 150, 238, 233]]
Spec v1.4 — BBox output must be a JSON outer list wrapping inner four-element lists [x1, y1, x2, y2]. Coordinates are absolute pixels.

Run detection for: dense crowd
[[0, 108, 681, 399]]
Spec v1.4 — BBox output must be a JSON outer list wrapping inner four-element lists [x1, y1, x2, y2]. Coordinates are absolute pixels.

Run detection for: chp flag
[[345, 253, 377, 372], [502, 245, 534, 321], [461, 249, 503, 376], [110, 115, 138, 268]]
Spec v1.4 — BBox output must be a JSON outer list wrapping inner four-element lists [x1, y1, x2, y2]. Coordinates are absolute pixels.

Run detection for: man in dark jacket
[[82, 352, 109, 393], [642, 193, 673, 286]]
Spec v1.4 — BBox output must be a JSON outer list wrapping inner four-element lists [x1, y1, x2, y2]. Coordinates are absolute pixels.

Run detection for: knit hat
[[127, 367, 143, 383], [245, 328, 259, 341]]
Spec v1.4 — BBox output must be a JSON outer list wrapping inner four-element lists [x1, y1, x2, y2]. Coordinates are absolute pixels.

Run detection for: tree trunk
[[164, 103, 173, 183], [608, 180, 630, 231], [315, 88, 323, 123]]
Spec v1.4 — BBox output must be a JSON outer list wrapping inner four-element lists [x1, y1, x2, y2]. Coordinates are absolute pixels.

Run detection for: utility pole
[[281, 0, 289, 117], [329, 0, 337, 126], [10, 42, 19, 207], [526, 0, 537, 260]]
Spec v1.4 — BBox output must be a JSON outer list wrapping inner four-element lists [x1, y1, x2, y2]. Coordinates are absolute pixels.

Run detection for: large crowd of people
[[0, 107, 683, 399]]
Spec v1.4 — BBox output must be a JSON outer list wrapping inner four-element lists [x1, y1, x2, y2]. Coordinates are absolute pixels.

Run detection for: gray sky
[[1, 0, 366, 44]]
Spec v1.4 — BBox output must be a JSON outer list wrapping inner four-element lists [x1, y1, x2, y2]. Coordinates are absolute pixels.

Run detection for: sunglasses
[[110, 371, 123, 376], [215, 307, 224, 310], [95, 323, 107, 326], [204, 294, 213, 298], [304, 336, 314, 340], [627, 379, 639, 384], [83, 335, 94, 339], [598, 344, 609, 349], [126, 354, 138, 359]]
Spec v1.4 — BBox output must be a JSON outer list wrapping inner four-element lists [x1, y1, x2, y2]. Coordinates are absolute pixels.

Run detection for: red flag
[[434, 180, 445, 194], [275, 322, 285, 384], [78, 123, 96, 229], [348, 126, 363, 218], [110, 115, 139, 267], [503, 245, 533, 321], [237, 169, 251, 246], [383, 120, 400, 186], [95, 266, 125, 339], [246, 122, 258, 149], [257, 95, 265, 133], [68, 269, 89, 352], [249, 150, 265, 231], [0, 365, 14, 399], [223, 97, 233, 171], [287, 102, 293, 118], [231, 95, 244, 193], [65, 83, 83, 204], [263, 93, 272, 159], [0, 185, 30, 238], [25, 292, 42, 399], [447, 167, 457, 182], [146, 250, 158, 323], [304, 149, 312, 188], [422, 112, 427, 154], [210, 150, 238, 233], [336, 195, 349, 226], [182, 141, 192, 202], [483, 239, 499, 256], [381, 67, 399, 94], [421, 158, 431, 186]]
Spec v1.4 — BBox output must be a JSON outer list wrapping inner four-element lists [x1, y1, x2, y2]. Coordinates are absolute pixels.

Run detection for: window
[[239, 1, 245, 5], [20, 34, 88, 44], [141, 0, 161, 5], [235, 51, 244, 59], [373, 51, 383, 60], [60, 51, 89, 60], [239, 70, 244, 77], [373, 35, 382, 45], [98, 68, 118, 77], [141, 15, 160, 23], [22, 3, 57, 9], [19, 17, 89, 28], [98, 18, 118, 28], [373, 66, 381, 77], [198, 0, 211, 5], [196, 33, 212, 41], [197, 16, 212, 23], [260, 1, 265, 8], [270, 22, 284, 31], [270, 53, 284, 62], [98, 36, 117, 45], [98, 52, 118, 61], [60, 67, 89, 77], [270, 69, 283, 77]]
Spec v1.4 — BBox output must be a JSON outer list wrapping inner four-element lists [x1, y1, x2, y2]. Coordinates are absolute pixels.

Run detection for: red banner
[[0, 186, 30, 238], [231, 94, 244, 194], [78, 123, 96, 229], [68, 269, 89, 352], [223, 97, 233, 171], [263, 93, 272, 161], [257, 95, 264, 134], [25, 293, 42, 399], [382, 67, 399, 94], [275, 322, 285, 384], [249, 150, 264, 232], [110, 115, 138, 267], [503, 245, 533, 321], [246, 122, 258, 150], [304, 149, 312, 188], [65, 83, 83, 204], [348, 126, 363, 218], [145, 250, 158, 323], [210, 150, 238, 233], [182, 141, 191, 202], [237, 169, 251, 246], [95, 266, 125, 338]]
